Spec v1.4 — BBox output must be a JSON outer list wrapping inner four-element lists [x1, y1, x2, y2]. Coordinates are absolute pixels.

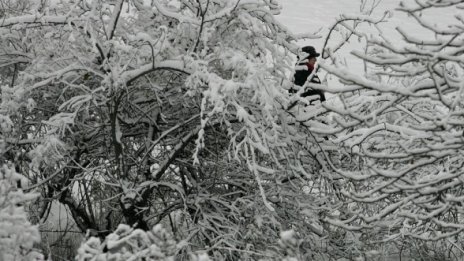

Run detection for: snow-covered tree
[[3, 0, 464, 259], [0, 163, 42, 260], [309, 0, 464, 258], [0, 0, 331, 259]]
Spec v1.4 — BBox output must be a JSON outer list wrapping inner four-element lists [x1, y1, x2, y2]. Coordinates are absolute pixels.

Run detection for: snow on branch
[[77, 224, 210, 261], [0, 165, 42, 260], [312, 0, 464, 244], [0, 14, 70, 27]]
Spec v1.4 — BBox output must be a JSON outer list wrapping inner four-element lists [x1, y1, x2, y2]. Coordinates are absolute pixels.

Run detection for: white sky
[[276, 0, 401, 49], [277, 0, 461, 51]]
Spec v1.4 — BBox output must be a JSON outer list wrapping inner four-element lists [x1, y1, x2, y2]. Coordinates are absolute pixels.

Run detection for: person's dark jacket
[[291, 57, 325, 102]]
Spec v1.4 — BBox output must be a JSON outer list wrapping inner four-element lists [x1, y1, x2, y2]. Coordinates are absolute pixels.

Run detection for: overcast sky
[[278, 0, 462, 47], [276, 0, 408, 49]]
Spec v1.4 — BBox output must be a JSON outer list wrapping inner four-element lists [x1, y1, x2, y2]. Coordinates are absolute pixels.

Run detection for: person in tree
[[291, 45, 326, 103]]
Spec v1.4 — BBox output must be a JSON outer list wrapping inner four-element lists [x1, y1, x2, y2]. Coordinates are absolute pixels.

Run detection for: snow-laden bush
[[0, 165, 42, 261], [77, 225, 323, 261], [76, 224, 209, 261]]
